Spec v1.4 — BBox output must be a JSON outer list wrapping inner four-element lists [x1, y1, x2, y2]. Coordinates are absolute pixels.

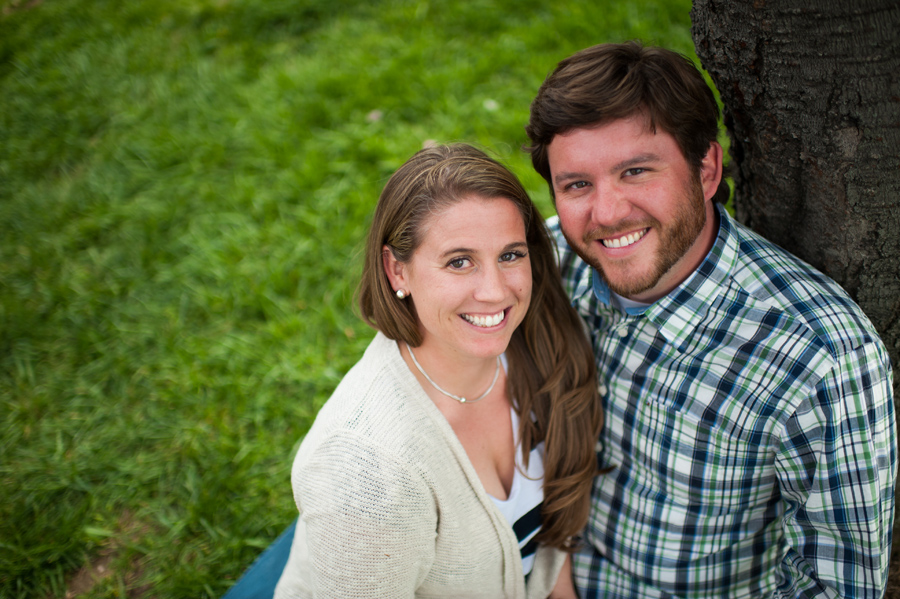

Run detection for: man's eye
[[624, 168, 646, 176], [568, 181, 589, 190]]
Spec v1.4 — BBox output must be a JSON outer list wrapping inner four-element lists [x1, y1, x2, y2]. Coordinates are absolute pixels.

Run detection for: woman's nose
[[473, 264, 506, 302]]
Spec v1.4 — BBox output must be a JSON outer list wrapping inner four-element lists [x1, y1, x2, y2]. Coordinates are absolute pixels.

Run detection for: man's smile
[[600, 228, 649, 249]]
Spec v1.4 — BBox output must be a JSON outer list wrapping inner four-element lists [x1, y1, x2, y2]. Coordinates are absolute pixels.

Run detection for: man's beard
[[564, 176, 707, 299]]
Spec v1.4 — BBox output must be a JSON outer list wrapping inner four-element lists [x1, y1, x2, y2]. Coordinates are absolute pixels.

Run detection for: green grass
[[0, 0, 693, 596]]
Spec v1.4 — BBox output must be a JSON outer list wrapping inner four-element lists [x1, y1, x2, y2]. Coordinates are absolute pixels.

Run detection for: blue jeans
[[222, 520, 297, 599]]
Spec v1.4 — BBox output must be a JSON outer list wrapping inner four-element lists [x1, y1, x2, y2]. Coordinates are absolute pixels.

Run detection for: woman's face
[[384, 195, 532, 362]]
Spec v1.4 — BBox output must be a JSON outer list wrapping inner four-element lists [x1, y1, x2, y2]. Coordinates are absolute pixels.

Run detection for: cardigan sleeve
[[295, 429, 437, 598], [527, 544, 569, 599]]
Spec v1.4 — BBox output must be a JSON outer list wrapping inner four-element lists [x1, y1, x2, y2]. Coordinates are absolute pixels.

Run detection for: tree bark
[[690, 1, 900, 591], [690, 0, 900, 400]]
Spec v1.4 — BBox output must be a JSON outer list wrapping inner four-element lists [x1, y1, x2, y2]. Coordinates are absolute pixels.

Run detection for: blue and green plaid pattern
[[550, 205, 896, 598]]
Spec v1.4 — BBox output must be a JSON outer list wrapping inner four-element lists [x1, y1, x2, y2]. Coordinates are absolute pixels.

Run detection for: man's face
[[547, 115, 720, 303]]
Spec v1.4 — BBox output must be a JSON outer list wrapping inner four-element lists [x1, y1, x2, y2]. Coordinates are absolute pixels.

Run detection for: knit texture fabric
[[274, 332, 566, 598]]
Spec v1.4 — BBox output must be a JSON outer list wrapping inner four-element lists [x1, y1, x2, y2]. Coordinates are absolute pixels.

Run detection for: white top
[[489, 407, 545, 576], [274, 332, 566, 599]]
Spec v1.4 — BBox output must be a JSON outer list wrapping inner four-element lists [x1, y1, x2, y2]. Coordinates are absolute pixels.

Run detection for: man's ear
[[699, 142, 724, 202], [382, 245, 408, 292]]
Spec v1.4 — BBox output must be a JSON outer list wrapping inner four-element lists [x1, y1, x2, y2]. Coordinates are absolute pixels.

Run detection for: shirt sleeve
[[296, 430, 437, 598], [774, 339, 896, 598]]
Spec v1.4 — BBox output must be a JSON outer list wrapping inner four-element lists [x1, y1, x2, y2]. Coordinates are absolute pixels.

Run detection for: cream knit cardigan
[[274, 332, 566, 598]]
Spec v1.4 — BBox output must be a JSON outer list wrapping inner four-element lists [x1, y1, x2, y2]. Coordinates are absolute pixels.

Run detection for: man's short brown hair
[[526, 41, 728, 203]]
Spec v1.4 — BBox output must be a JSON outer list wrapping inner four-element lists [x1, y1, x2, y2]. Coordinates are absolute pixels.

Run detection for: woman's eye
[[448, 257, 470, 269], [568, 181, 589, 190], [500, 251, 526, 263]]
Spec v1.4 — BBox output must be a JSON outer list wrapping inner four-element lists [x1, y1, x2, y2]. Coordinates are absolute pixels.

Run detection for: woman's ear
[[699, 141, 724, 203], [382, 245, 408, 293]]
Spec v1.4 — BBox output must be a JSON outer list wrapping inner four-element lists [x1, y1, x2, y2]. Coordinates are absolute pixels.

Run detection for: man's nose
[[589, 182, 632, 227]]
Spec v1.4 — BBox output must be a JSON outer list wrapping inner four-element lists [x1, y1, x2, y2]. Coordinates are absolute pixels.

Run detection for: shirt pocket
[[636, 375, 777, 519]]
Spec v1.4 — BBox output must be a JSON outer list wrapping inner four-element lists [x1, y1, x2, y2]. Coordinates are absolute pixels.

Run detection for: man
[[526, 41, 896, 598]]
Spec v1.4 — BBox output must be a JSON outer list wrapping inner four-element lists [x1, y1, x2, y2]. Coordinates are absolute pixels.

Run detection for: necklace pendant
[[406, 344, 500, 405]]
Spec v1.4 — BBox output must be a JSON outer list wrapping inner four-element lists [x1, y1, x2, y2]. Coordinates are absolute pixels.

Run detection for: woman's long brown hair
[[358, 143, 602, 550]]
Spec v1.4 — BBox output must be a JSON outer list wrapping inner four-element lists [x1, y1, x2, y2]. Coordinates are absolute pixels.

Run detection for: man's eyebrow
[[553, 171, 590, 186], [612, 153, 661, 172], [553, 153, 663, 187]]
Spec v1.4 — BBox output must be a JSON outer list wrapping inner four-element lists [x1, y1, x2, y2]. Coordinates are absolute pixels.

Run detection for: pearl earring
[[396, 289, 408, 299]]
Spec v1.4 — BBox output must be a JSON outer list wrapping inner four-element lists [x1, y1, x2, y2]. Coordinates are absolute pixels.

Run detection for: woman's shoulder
[[315, 333, 420, 423], [297, 332, 450, 463]]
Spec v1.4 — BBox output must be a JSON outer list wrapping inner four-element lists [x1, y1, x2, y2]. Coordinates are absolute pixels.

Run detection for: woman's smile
[[461, 308, 507, 328]]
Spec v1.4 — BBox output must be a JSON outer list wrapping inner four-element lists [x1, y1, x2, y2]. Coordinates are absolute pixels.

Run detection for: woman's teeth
[[462, 311, 504, 328], [602, 228, 647, 249]]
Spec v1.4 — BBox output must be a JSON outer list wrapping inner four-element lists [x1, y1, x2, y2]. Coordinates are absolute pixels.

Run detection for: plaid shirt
[[550, 205, 896, 598]]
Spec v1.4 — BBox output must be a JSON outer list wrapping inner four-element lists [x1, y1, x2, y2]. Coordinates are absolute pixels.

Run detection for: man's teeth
[[462, 311, 504, 328], [602, 229, 647, 249]]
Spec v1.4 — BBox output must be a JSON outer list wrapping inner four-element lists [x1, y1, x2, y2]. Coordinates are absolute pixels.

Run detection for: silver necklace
[[406, 344, 500, 404]]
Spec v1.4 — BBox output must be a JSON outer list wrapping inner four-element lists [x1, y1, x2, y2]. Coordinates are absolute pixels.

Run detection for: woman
[[274, 143, 601, 598]]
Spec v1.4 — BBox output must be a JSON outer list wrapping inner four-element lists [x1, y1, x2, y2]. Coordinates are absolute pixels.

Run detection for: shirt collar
[[591, 273, 648, 316]]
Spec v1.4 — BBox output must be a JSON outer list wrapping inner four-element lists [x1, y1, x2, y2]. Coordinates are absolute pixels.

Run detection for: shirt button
[[597, 384, 608, 396], [616, 328, 628, 338]]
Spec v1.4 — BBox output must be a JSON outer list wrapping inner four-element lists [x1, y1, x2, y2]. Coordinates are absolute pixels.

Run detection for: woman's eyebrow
[[439, 241, 527, 259]]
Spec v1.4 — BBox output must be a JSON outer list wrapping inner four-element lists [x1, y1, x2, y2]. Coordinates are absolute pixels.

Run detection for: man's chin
[[564, 233, 659, 297], [601, 273, 656, 299], [571, 246, 657, 298]]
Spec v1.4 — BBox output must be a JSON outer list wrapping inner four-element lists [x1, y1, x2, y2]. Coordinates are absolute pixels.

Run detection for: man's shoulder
[[546, 215, 570, 264], [546, 215, 592, 297], [726, 216, 880, 358]]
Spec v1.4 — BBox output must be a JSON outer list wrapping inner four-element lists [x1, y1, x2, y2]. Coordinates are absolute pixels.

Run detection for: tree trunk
[[690, 0, 900, 395], [690, 0, 900, 590]]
